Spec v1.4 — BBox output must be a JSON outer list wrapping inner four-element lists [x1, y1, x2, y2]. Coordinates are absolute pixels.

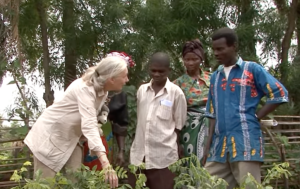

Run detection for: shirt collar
[[184, 68, 210, 87], [146, 78, 171, 93], [217, 57, 243, 71]]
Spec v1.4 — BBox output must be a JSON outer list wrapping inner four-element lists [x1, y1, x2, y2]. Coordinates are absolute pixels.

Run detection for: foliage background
[[0, 0, 299, 186]]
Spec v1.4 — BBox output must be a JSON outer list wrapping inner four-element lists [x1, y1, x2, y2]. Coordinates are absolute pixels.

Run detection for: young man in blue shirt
[[202, 27, 288, 189]]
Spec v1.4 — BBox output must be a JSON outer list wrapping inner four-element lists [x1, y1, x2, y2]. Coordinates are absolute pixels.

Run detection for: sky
[[0, 73, 65, 126]]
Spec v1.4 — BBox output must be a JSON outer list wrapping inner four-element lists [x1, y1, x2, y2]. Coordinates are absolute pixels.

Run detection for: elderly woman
[[24, 52, 132, 188], [173, 39, 210, 164]]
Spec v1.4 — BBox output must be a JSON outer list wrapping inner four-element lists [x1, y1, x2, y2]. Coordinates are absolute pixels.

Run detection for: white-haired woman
[[24, 52, 134, 188]]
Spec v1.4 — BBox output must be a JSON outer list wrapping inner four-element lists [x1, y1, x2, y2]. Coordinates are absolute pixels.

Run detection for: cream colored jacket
[[24, 78, 107, 172]]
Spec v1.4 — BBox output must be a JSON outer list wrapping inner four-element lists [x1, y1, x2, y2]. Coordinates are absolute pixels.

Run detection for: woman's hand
[[98, 153, 118, 188], [102, 164, 118, 188]]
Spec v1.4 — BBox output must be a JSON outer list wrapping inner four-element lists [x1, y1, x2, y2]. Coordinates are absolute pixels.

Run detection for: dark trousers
[[128, 167, 176, 189]]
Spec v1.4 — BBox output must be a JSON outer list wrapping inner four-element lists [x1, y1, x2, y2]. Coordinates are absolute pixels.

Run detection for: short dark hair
[[182, 39, 204, 59], [149, 52, 170, 67], [211, 27, 238, 46]]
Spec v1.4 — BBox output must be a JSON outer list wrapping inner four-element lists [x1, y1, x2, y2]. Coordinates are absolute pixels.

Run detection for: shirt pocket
[[231, 81, 253, 105], [37, 136, 65, 164], [157, 104, 172, 120], [50, 132, 70, 153]]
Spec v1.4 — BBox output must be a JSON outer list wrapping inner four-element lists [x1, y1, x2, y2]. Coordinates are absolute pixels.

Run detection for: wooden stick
[[0, 157, 32, 161], [0, 118, 35, 122], [273, 115, 300, 118], [0, 163, 23, 167], [280, 144, 289, 189], [0, 138, 24, 143], [265, 127, 282, 156], [0, 146, 23, 151], [0, 167, 33, 174]]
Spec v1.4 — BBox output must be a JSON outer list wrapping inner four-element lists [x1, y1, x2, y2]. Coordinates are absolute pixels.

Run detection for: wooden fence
[[262, 115, 300, 188], [0, 116, 300, 188], [0, 126, 32, 188]]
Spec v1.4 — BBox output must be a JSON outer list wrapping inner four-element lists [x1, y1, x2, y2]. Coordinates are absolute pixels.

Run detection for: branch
[[11, 74, 30, 128], [12, 74, 27, 108]]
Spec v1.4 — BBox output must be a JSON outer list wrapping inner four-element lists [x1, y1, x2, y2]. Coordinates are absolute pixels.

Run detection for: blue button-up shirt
[[205, 58, 288, 163]]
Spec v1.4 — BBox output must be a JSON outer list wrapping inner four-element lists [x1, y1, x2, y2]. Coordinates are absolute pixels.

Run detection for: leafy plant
[[169, 155, 291, 189], [10, 155, 293, 189], [128, 163, 148, 189], [262, 162, 291, 187], [10, 161, 150, 189], [169, 155, 228, 189]]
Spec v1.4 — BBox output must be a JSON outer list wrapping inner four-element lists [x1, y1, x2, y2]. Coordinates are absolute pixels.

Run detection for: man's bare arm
[[202, 118, 215, 166]]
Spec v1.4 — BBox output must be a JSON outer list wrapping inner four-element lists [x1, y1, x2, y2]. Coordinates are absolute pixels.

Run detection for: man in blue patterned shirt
[[202, 27, 288, 188]]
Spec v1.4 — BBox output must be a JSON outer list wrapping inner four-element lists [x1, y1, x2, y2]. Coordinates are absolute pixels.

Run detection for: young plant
[[128, 163, 148, 189], [11, 161, 149, 189], [169, 155, 227, 189], [169, 155, 291, 189], [262, 162, 291, 187]]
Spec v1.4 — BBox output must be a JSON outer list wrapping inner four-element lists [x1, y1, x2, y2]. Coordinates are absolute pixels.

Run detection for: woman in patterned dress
[[173, 39, 210, 164]]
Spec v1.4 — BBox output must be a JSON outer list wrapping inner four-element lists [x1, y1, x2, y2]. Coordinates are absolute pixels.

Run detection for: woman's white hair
[[82, 56, 127, 94]]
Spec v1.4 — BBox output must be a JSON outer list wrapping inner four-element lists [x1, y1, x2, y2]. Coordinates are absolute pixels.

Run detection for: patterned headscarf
[[182, 39, 204, 61]]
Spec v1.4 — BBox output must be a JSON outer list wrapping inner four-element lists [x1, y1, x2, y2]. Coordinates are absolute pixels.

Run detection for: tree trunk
[[279, 0, 298, 84], [297, 2, 300, 57], [236, 0, 257, 61], [35, 0, 54, 107], [0, 16, 7, 87], [63, 0, 77, 90]]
